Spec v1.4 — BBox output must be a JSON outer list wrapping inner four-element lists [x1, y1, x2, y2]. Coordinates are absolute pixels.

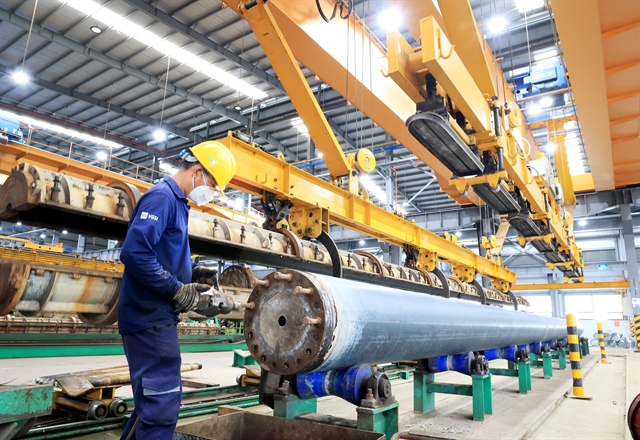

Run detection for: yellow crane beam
[[511, 281, 630, 291]]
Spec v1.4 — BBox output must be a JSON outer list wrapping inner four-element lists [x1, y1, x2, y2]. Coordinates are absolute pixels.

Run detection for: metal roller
[[0, 163, 528, 306], [244, 270, 580, 375]]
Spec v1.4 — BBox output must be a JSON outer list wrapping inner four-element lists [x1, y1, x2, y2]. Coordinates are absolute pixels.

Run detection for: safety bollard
[[635, 316, 640, 351], [566, 314, 590, 399], [597, 323, 608, 363]]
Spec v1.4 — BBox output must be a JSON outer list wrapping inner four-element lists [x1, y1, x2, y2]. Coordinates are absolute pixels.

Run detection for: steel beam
[[511, 281, 630, 291], [0, 7, 293, 160], [551, 0, 614, 190], [244, 269, 573, 374]]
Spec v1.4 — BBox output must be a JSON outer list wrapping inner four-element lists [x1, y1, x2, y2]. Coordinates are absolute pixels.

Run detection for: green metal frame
[[489, 360, 532, 394], [232, 349, 258, 367], [356, 402, 399, 440], [273, 394, 318, 419], [0, 384, 53, 440], [414, 371, 493, 421], [0, 334, 247, 359]]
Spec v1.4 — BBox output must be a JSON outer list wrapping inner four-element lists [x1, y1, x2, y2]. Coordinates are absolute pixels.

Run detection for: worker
[[118, 141, 237, 440]]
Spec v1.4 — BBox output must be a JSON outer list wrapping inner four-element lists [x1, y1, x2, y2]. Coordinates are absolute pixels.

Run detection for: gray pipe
[[244, 270, 581, 375]]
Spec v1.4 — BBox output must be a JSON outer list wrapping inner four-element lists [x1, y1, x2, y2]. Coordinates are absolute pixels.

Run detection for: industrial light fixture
[[62, 230, 68, 234], [153, 129, 166, 141], [96, 151, 108, 161], [16, 222, 22, 226], [290, 117, 309, 136], [0, 109, 123, 149], [40, 233, 46, 239], [159, 162, 177, 174], [59, 0, 268, 99], [234, 105, 242, 111], [455, 231, 462, 237], [544, 142, 556, 153], [12, 70, 29, 84], [533, 48, 558, 62], [379, 8, 402, 32], [487, 16, 507, 34], [578, 219, 587, 226], [359, 240, 365, 245], [527, 104, 542, 115], [539, 96, 554, 108], [515, 0, 544, 14], [317, 152, 324, 158], [90, 25, 102, 34]]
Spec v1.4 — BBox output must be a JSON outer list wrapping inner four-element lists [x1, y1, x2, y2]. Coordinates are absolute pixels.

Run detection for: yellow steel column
[[596, 322, 608, 363], [566, 313, 587, 397], [238, 0, 350, 179]]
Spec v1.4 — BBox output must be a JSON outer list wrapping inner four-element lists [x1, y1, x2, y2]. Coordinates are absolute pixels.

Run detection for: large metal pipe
[[244, 270, 579, 375]]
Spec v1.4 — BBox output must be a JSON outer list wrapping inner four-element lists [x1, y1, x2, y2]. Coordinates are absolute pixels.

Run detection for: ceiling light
[[515, 0, 544, 13], [0, 109, 123, 149], [234, 105, 242, 111], [96, 151, 108, 161], [488, 16, 507, 34], [60, 0, 268, 99], [544, 142, 556, 152], [527, 104, 542, 115], [16, 222, 22, 226], [317, 152, 324, 158], [379, 8, 402, 32], [12, 70, 29, 84], [539, 96, 554, 108], [455, 231, 462, 237], [62, 230, 68, 234], [290, 117, 309, 136], [113, 240, 118, 245], [533, 48, 558, 62], [40, 233, 46, 239], [90, 25, 102, 34], [578, 219, 587, 226], [153, 129, 166, 141], [359, 240, 365, 245]]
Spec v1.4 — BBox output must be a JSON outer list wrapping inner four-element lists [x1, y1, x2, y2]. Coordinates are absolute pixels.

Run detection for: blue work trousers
[[120, 324, 182, 440]]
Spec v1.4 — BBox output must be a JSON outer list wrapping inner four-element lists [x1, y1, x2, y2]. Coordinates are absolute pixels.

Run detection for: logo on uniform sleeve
[[140, 212, 159, 221]]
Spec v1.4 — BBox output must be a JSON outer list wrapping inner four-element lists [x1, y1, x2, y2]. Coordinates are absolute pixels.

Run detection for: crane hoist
[[384, 16, 584, 282]]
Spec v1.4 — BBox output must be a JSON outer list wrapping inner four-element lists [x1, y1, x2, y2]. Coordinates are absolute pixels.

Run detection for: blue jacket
[[118, 177, 191, 334]]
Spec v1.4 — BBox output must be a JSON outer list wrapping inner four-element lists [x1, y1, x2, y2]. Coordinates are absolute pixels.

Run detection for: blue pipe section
[[296, 364, 373, 405], [296, 144, 406, 169], [427, 352, 474, 375]]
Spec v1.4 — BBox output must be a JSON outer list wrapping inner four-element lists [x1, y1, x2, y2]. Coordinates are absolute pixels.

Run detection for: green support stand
[[232, 350, 258, 367], [555, 349, 567, 370], [542, 353, 553, 379], [414, 371, 492, 421], [581, 340, 590, 356], [356, 402, 399, 440], [273, 394, 317, 419], [489, 360, 532, 394], [0, 384, 53, 439]]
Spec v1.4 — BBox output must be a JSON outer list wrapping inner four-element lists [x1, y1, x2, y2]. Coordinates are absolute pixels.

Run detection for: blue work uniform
[[118, 176, 191, 440]]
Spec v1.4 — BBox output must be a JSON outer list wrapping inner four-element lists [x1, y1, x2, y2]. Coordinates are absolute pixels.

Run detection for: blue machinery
[[244, 270, 585, 437]]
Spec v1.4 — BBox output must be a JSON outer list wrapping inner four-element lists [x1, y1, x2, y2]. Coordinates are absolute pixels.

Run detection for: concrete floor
[[1, 348, 636, 439]]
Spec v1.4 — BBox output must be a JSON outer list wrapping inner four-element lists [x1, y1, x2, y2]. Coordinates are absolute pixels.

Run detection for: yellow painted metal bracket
[[217, 132, 516, 283], [238, 0, 351, 179]]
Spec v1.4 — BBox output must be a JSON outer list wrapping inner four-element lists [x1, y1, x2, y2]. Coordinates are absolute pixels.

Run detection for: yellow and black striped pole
[[635, 316, 640, 351], [566, 314, 587, 397], [596, 322, 608, 364]]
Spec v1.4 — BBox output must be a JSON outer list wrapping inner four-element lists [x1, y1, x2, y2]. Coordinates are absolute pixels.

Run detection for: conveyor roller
[[406, 112, 484, 177]]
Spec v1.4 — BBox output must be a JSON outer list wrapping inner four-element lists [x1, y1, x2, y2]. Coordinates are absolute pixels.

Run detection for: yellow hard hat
[[188, 141, 237, 193]]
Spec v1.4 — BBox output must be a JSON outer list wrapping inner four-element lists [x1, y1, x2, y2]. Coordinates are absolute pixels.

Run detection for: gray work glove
[[192, 266, 219, 288], [173, 283, 211, 312]]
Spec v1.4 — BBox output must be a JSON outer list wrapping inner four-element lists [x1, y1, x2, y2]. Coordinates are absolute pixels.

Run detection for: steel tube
[[244, 270, 581, 375]]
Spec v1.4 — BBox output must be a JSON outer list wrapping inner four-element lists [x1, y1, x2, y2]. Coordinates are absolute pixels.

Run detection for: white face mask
[[187, 173, 215, 206]]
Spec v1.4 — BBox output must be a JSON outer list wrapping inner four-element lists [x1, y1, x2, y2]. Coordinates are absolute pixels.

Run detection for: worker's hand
[[173, 283, 211, 312], [192, 266, 218, 287]]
